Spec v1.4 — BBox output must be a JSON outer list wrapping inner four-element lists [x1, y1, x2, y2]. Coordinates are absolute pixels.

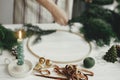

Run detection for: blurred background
[[0, 0, 118, 24], [0, 0, 14, 24]]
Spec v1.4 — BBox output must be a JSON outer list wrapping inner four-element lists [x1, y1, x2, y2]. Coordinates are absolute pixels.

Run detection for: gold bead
[[45, 59, 52, 67], [39, 57, 45, 64]]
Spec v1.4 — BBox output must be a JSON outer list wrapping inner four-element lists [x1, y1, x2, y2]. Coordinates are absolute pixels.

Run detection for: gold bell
[[45, 59, 52, 67], [39, 57, 45, 64], [34, 63, 43, 70], [34, 57, 45, 70]]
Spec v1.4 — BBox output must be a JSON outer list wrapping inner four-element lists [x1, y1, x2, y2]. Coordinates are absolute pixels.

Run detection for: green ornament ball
[[83, 57, 95, 68]]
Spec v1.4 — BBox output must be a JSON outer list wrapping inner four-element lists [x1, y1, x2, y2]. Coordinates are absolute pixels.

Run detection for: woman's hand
[[36, 0, 68, 25], [50, 5, 68, 25]]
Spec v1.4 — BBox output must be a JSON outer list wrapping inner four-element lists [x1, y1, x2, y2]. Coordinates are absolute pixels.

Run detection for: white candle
[[17, 30, 23, 42]]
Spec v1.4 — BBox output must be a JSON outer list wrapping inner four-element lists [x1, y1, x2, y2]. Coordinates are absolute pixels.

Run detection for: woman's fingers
[[51, 9, 68, 26]]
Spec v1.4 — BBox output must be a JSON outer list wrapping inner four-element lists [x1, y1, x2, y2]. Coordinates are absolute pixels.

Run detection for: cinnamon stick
[[35, 74, 67, 80]]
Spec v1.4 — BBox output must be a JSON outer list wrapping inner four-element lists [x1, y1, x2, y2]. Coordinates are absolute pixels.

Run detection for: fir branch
[[0, 24, 18, 50], [69, 4, 120, 46], [82, 0, 114, 5], [80, 18, 115, 46], [23, 24, 56, 44], [92, 0, 114, 5], [69, 4, 114, 24], [116, 0, 120, 3], [116, 4, 120, 14]]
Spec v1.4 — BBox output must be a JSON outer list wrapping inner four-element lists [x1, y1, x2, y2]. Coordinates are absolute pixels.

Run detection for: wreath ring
[[26, 30, 92, 64]]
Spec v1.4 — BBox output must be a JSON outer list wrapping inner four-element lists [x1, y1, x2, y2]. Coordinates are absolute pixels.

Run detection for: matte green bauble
[[83, 57, 95, 68]]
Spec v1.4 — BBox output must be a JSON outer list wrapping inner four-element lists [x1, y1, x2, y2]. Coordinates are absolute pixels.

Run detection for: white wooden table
[[0, 23, 120, 80]]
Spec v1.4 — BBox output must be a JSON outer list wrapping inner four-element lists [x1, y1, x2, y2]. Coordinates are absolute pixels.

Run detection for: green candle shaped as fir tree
[[103, 45, 118, 63], [17, 30, 24, 65]]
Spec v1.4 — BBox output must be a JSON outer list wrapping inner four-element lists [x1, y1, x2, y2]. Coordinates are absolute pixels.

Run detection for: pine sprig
[[69, 4, 114, 24], [116, 5, 120, 14], [80, 18, 115, 46], [111, 12, 120, 41], [69, 3, 120, 46], [0, 24, 18, 50], [0, 24, 57, 51], [23, 24, 56, 44], [82, 0, 114, 5], [92, 0, 114, 5], [116, 0, 120, 3]]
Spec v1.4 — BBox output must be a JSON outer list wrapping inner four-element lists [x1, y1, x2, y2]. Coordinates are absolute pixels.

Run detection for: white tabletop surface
[[0, 23, 120, 80]]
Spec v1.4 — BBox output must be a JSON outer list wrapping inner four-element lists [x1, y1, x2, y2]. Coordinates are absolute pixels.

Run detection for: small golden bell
[[39, 57, 45, 64], [45, 59, 52, 67], [34, 63, 43, 70]]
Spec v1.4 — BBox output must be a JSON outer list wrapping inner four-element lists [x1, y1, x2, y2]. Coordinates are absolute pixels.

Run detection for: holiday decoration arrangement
[[1, 22, 120, 79], [1, 0, 120, 79], [0, 24, 95, 79]]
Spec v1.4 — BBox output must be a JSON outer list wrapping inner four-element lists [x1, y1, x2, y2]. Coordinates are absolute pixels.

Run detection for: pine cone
[[116, 45, 120, 57], [11, 47, 18, 59]]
